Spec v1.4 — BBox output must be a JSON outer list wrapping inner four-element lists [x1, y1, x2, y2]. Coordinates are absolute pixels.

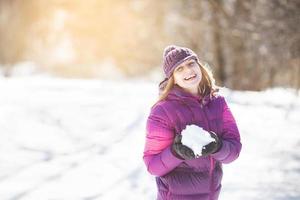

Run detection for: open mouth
[[184, 74, 197, 81]]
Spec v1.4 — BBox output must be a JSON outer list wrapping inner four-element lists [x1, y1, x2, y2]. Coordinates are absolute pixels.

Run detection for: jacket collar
[[167, 84, 213, 107]]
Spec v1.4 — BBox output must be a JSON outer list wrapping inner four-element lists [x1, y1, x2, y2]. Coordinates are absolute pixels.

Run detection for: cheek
[[174, 73, 184, 82], [174, 75, 185, 86], [197, 69, 202, 80], [199, 71, 202, 81]]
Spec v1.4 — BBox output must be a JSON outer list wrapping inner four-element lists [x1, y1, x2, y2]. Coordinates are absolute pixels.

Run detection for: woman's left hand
[[201, 131, 222, 157]]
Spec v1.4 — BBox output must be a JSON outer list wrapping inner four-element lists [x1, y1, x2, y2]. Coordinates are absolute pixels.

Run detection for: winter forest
[[0, 0, 299, 200]]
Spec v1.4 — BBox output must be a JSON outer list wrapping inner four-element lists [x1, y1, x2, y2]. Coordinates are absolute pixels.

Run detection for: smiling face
[[173, 58, 202, 95]]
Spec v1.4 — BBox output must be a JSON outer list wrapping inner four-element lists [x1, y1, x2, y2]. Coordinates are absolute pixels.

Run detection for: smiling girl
[[143, 45, 242, 200]]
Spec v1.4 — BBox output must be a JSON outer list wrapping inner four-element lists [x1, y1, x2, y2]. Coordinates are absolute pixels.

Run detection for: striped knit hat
[[163, 45, 199, 78], [158, 45, 199, 93]]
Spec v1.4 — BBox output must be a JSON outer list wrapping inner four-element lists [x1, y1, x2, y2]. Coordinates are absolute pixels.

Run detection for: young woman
[[143, 45, 242, 200]]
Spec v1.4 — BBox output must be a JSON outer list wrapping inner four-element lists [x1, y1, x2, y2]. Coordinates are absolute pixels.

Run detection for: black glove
[[171, 134, 195, 160], [201, 131, 222, 156]]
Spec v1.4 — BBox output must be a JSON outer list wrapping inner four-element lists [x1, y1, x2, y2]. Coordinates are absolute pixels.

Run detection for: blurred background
[[0, 0, 299, 200], [0, 0, 299, 90]]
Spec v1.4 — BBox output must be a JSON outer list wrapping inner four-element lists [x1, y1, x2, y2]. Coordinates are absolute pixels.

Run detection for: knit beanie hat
[[158, 45, 199, 93], [163, 45, 199, 78]]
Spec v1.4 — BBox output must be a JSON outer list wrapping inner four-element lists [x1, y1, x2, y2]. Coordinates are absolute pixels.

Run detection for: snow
[[0, 76, 299, 200], [181, 125, 215, 156]]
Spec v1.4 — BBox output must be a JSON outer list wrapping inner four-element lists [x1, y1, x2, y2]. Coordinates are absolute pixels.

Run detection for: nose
[[185, 65, 194, 74]]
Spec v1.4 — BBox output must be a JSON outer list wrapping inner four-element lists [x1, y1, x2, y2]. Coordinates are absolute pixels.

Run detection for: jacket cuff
[[161, 146, 184, 168], [211, 140, 230, 161]]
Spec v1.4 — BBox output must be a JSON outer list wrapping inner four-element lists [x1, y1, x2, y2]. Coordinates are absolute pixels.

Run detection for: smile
[[184, 74, 197, 81]]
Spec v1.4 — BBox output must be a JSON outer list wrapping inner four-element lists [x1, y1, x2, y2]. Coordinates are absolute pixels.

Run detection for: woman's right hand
[[171, 134, 195, 160]]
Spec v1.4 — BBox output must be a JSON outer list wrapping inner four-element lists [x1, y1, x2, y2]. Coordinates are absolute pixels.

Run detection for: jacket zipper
[[201, 105, 215, 200], [180, 98, 215, 199]]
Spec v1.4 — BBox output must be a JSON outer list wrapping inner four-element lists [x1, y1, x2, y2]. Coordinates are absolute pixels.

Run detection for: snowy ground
[[0, 76, 299, 200]]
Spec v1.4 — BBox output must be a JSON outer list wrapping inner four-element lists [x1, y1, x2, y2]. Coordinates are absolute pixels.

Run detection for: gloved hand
[[201, 131, 222, 156], [171, 134, 195, 160]]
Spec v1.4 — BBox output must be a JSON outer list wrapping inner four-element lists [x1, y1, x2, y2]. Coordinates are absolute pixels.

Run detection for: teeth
[[185, 74, 196, 80]]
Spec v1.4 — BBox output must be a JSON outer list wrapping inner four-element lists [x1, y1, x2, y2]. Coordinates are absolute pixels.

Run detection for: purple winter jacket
[[143, 85, 242, 200]]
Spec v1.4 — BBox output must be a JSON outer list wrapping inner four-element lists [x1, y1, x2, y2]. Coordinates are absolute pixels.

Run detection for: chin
[[182, 84, 198, 90], [185, 81, 201, 88]]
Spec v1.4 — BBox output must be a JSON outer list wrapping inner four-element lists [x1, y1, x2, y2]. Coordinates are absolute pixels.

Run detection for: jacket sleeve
[[143, 105, 183, 177], [211, 96, 242, 163]]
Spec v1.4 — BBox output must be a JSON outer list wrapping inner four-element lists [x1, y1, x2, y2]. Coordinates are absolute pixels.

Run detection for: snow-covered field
[[0, 76, 299, 200]]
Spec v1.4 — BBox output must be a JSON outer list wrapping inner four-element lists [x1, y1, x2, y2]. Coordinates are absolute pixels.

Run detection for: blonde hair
[[153, 60, 218, 107]]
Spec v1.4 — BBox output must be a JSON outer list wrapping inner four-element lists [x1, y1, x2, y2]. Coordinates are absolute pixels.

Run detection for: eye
[[189, 62, 196, 67], [176, 66, 183, 72]]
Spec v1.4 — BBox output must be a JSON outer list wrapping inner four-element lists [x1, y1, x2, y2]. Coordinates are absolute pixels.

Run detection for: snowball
[[181, 124, 215, 156]]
